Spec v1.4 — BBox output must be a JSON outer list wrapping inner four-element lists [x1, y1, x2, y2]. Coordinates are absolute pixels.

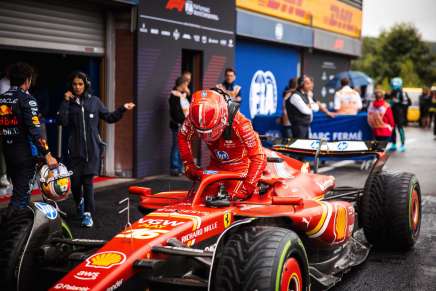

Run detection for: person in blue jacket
[[58, 71, 134, 227]]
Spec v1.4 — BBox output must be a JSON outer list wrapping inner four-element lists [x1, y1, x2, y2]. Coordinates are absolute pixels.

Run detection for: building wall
[[134, 0, 235, 177], [114, 29, 134, 176]]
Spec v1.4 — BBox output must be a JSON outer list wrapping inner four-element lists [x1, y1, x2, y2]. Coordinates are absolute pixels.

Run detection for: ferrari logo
[[223, 212, 232, 228]]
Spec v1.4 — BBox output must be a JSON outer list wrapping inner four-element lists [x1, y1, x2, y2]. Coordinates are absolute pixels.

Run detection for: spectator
[[182, 70, 192, 97], [387, 77, 411, 152], [279, 78, 297, 138], [430, 86, 436, 139], [419, 87, 431, 128], [169, 76, 190, 176], [333, 78, 362, 115], [0, 62, 57, 209], [216, 68, 242, 103], [307, 77, 335, 118], [367, 87, 395, 141], [58, 71, 135, 227], [285, 75, 313, 138]]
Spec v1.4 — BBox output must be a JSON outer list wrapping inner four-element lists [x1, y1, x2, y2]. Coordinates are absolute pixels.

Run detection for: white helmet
[[39, 163, 73, 201]]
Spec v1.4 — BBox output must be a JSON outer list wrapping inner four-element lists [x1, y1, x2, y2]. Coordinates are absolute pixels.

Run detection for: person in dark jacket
[[58, 72, 134, 227], [168, 76, 190, 176], [386, 77, 411, 152], [419, 87, 431, 128], [0, 62, 58, 210], [285, 75, 313, 138]]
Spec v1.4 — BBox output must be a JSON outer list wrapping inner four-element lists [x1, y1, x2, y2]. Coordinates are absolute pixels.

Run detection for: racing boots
[[82, 212, 93, 227]]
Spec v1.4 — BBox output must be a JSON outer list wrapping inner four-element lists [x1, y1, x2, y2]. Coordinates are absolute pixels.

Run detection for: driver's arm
[[234, 114, 267, 196], [178, 118, 202, 180]]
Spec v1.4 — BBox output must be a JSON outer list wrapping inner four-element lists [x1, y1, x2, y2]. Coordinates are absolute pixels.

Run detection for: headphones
[[68, 71, 91, 93]]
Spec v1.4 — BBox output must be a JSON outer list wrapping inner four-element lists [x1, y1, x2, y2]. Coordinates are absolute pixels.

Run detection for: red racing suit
[[178, 112, 266, 198]]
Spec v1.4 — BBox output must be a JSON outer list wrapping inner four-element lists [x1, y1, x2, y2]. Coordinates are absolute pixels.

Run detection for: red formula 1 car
[[2, 139, 421, 291]]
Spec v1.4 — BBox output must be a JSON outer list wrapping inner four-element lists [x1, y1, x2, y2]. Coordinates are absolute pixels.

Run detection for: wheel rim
[[409, 187, 420, 234], [281, 257, 303, 291]]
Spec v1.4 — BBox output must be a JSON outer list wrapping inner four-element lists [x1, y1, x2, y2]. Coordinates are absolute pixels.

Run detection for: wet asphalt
[[56, 127, 436, 291]]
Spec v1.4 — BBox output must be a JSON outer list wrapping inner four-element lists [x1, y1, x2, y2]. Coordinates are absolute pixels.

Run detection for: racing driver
[[179, 89, 266, 200]]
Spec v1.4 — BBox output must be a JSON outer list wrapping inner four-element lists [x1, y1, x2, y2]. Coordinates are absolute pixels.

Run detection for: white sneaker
[[0, 175, 10, 187]]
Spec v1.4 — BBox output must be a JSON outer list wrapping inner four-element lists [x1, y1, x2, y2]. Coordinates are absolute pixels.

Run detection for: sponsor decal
[[29, 100, 37, 107], [0, 105, 12, 115], [166, 0, 219, 21], [316, 178, 335, 192], [115, 228, 169, 240], [223, 211, 231, 228], [53, 283, 89, 291], [0, 98, 18, 103], [181, 222, 218, 243], [215, 150, 229, 161], [34, 202, 58, 220], [166, 0, 185, 12], [249, 70, 277, 118], [106, 279, 123, 291], [335, 206, 348, 241], [310, 140, 320, 149], [85, 251, 126, 269], [32, 116, 40, 125], [138, 218, 184, 229], [337, 141, 348, 151], [74, 271, 100, 280]]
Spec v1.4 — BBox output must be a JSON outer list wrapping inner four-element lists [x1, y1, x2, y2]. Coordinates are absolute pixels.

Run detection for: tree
[[352, 23, 436, 87]]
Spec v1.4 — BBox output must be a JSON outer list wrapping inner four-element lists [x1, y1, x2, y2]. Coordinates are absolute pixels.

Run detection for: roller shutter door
[[0, 0, 104, 55]]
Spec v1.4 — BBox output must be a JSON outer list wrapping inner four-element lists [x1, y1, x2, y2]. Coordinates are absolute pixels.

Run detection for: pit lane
[[54, 127, 436, 290]]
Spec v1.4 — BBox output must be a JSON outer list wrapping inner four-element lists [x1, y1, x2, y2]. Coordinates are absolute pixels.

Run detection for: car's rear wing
[[272, 139, 388, 173], [272, 139, 387, 157]]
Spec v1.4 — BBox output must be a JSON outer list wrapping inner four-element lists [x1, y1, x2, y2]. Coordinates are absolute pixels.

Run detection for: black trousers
[[291, 124, 310, 139], [71, 174, 95, 214], [3, 144, 36, 209]]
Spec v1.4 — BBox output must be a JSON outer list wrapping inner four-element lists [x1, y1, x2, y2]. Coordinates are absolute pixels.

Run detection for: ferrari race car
[[0, 139, 421, 291]]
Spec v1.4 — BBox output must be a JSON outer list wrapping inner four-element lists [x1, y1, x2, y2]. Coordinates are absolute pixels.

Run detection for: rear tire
[[212, 226, 309, 291], [0, 207, 34, 291], [360, 171, 421, 250]]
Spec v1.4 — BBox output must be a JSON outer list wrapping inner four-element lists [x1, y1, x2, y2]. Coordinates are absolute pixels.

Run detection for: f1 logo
[[166, 0, 185, 12]]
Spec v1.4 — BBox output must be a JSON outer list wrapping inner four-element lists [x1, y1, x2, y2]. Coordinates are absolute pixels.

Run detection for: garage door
[[0, 0, 104, 55]]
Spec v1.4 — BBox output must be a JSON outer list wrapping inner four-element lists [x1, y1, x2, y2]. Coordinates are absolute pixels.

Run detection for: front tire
[[212, 226, 309, 291]]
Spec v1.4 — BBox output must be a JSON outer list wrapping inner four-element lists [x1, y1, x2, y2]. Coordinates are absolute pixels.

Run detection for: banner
[[311, 0, 362, 38], [236, 0, 311, 26], [253, 112, 373, 141], [236, 0, 362, 38]]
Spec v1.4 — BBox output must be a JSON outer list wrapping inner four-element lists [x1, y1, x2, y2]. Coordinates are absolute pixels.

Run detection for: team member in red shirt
[[178, 89, 266, 200], [367, 87, 395, 141]]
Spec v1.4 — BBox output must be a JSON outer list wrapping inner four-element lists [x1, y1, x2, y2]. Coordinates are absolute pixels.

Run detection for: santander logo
[[166, 0, 186, 12]]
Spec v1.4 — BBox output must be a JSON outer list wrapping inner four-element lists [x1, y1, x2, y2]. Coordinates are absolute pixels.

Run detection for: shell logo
[[335, 206, 348, 241], [0, 105, 12, 116], [85, 251, 126, 269]]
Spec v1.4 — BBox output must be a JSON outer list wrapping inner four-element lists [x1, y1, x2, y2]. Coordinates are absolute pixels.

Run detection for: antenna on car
[[118, 197, 132, 238], [313, 138, 328, 173]]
